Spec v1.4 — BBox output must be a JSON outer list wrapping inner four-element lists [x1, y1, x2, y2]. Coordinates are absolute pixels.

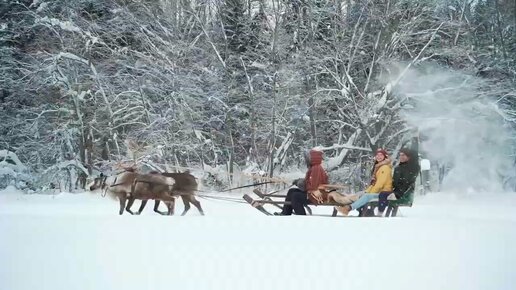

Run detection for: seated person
[[337, 148, 393, 216], [275, 148, 328, 215], [376, 148, 420, 215], [393, 148, 420, 199]]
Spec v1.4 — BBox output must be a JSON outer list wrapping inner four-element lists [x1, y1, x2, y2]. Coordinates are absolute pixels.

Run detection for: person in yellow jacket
[[338, 148, 393, 216]]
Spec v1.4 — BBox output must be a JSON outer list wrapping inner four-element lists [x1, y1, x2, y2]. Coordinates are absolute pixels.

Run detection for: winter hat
[[309, 149, 324, 166], [399, 148, 413, 159], [375, 148, 389, 158]]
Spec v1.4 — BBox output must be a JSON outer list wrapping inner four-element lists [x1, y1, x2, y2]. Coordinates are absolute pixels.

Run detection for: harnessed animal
[[89, 170, 203, 216]]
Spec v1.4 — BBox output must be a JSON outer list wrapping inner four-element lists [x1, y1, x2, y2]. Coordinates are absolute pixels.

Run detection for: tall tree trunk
[[268, 72, 278, 178], [494, 0, 508, 60], [240, 57, 258, 165], [228, 130, 235, 185], [308, 96, 317, 148], [306, 74, 317, 148]]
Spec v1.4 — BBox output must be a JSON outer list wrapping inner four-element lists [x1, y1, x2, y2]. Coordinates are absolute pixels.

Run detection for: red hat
[[375, 148, 388, 158]]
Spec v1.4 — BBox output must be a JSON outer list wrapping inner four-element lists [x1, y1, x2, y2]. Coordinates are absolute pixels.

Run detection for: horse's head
[[89, 173, 107, 191]]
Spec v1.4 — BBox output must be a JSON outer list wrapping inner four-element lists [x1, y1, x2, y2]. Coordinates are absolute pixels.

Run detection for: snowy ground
[[1, 187, 515, 290]]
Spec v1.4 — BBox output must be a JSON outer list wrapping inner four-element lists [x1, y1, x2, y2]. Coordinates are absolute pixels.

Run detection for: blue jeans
[[350, 193, 379, 210]]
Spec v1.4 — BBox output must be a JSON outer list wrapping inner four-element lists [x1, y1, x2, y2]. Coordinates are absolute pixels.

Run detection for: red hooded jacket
[[304, 150, 328, 192]]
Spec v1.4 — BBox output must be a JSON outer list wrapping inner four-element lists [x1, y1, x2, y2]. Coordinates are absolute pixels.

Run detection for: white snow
[[37, 17, 82, 33], [396, 67, 515, 191], [0, 189, 515, 290], [0, 150, 27, 171], [36, 2, 48, 12]]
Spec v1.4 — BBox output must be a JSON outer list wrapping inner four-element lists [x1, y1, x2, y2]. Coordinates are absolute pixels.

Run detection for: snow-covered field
[[1, 187, 515, 290]]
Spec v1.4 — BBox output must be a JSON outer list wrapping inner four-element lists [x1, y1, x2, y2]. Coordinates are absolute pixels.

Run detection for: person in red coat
[[275, 148, 328, 215]]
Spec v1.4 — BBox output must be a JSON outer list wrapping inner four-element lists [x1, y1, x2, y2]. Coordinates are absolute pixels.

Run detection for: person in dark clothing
[[276, 149, 329, 215], [377, 148, 420, 216], [276, 178, 308, 215], [393, 148, 421, 199]]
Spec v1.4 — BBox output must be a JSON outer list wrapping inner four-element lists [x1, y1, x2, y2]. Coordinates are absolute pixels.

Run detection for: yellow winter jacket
[[365, 163, 393, 193]]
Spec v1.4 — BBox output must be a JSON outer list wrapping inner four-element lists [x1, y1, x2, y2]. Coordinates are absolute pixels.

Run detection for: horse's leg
[[189, 195, 205, 216], [165, 198, 176, 216], [168, 198, 176, 215], [137, 200, 148, 215], [125, 196, 136, 215], [118, 194, 126, 215], [153, 199, 168, 215], [124, 179, 138, 215], [158, 194, 176, 216], [190, 194, 204, 215], [180, 195, 191, 216]]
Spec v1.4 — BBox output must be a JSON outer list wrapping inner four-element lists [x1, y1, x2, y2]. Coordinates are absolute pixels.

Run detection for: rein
[[221, 181, 275, 192]]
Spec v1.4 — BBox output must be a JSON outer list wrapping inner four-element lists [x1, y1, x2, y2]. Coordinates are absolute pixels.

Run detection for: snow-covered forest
[[2, 2, 516, 290], [1, 0, 515, 192]]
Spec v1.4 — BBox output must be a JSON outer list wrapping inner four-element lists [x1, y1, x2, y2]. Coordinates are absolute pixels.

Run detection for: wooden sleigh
[[243, 188, 354, 217], [243, 187, 415, 217]]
